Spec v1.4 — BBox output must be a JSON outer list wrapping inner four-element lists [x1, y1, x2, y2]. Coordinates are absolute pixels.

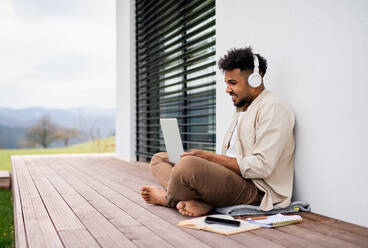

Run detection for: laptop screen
[[160, 118, 184, 164]]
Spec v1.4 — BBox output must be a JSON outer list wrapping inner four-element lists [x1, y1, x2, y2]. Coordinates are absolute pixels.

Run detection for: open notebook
[[247, 213, 303, 228], [177, 214, 261, 235]]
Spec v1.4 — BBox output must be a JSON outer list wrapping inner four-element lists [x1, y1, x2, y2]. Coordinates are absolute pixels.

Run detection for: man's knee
[[152, 152, 168, 161], [150, 152, 168, 168], [172, 156, 203, 179]]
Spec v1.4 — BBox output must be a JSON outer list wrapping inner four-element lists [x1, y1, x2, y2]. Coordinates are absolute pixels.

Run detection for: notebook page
[[248, 214, 302, 228]]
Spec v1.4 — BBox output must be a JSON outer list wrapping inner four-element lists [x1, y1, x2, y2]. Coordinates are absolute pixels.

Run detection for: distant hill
[[0, 125, 26, 149], [0, 107, 115, 149]]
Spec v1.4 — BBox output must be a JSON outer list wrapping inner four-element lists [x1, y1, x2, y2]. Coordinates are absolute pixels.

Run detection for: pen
[[246, 216, 268, 220]]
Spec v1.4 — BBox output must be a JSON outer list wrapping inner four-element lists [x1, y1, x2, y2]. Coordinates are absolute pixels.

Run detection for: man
[[141, 47, 295, 217]]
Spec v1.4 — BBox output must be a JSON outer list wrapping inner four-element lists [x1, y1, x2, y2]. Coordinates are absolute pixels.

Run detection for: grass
[[0, 190, 13, 248], [0, 137, 115, 247], [0, 137, 115, 171]]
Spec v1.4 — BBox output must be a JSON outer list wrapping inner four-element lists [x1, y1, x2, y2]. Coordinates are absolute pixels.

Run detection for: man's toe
[[176, 201, 186, 210]]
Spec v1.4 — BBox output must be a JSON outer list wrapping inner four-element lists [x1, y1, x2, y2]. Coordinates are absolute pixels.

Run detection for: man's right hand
[[181, 149, 212, 161]]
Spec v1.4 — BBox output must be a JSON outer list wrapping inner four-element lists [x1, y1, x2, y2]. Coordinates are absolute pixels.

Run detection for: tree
[[25, 116, 59, 148], [56, 127, 79, 146]]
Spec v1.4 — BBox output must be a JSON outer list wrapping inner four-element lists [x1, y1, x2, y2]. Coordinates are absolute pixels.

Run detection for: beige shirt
[[221, 89, 295, 211]]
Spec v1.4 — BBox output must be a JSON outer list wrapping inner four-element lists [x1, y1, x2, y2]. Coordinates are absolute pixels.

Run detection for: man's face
[[225, 69, 253, 107]]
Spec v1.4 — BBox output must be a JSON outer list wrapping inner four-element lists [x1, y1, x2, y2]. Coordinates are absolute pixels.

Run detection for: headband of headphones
[[253, 55, 259, 74]]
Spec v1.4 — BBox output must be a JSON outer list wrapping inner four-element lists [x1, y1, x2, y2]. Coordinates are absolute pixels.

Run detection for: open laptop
[[160, 118, 184, 164]]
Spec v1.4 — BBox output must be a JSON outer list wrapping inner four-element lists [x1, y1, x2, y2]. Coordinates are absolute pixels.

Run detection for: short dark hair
[[218, 47, 267, 76]]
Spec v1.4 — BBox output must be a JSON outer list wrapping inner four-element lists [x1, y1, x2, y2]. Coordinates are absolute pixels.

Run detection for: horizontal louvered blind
[[135, 0, 216, 161]]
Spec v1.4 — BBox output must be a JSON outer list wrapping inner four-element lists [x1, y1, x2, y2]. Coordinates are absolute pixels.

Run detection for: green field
[[0, 137, 115, 247], [0, 137, 115, 171]]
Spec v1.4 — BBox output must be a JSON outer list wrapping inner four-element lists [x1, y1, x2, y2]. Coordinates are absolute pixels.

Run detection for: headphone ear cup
[[248, 73, 262, 88]]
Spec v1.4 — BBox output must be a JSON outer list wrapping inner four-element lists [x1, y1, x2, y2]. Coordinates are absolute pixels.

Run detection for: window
[[135, 0, 216, 161]]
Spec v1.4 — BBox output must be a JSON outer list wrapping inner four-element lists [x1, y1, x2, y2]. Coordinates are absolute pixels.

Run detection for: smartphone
[[204, 216, 241, 227]]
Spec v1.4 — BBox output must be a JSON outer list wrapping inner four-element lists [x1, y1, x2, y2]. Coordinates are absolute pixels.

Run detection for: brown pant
[[150, 152, 263, 208]]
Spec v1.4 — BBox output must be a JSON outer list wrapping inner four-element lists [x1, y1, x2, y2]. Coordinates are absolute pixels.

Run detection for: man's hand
[[181, 149, 241, 175], [180, 149, 213, 161]]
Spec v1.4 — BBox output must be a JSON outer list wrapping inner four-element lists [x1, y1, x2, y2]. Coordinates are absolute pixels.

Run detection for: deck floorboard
[[11, 154, 368, 248]]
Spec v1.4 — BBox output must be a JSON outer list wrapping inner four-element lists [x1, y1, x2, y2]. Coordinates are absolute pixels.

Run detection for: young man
[[141, 47, 295, 217]]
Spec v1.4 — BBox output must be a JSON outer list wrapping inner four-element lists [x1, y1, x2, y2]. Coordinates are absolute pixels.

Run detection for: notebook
[[160, 118, 184, 164], [247, 213, 303, 228], [177, 214, 261, 236]]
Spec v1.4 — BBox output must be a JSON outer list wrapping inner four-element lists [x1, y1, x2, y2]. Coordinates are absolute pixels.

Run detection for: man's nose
[[226, 84, 232, 93]]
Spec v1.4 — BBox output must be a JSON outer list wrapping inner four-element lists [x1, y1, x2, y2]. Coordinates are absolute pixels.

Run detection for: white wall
[[216, 0, 368, 227], [116, 0, 135, 161]]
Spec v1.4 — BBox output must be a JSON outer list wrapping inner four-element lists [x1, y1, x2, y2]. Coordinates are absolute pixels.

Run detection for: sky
[[0, 0, 116, 109]]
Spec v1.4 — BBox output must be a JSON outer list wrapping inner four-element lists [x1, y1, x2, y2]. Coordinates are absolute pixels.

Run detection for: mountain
[[0, 125, 27, 149], [0, 107, 115, 149]]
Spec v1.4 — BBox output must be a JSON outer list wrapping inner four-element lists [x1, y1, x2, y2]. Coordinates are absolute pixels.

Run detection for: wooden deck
[[11, 154, 368, 248]]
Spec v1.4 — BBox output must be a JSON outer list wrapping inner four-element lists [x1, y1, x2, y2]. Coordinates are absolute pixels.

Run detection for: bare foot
[[176, 200, 213, 217], [140, 186, 168, 206]]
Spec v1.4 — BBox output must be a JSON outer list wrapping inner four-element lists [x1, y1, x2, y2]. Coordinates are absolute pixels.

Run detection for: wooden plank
[[231, 231, 286, 248], [44, 157, 178, 248], [299, 212, 368, 246], [278, 224, 362, 248], [25, 157, 100, 248], [35, 157, 139, 248], [0, 170, 10, 189], [13, 157, 63, 248], [299, 221, 368, 247], [25, 157, 90, 231], [0, 170, 10, 177], [76, 156, 153, 180], [58, 229, 100, 248], [47, 159, 145, 227], [253, 225, 329, 248], [77, 156, 156, 186], [331, 220, 368, 237], [11, 157, 28, 248], [299, 212, 333, 222], [52, 156, 212, 248], [88, 157, 153, 180], [118, 225, 175, 248], [65, 156, 250, 248]]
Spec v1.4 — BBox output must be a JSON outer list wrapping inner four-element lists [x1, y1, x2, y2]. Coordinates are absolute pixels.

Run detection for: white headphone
[[248, 55, 262, 88]]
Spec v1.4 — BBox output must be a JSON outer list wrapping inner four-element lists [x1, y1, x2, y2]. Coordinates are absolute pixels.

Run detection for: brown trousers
[[150, 152, 263, 208]]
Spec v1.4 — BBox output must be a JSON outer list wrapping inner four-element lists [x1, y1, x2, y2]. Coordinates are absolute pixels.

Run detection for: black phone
[[204, 216, 241, 227]]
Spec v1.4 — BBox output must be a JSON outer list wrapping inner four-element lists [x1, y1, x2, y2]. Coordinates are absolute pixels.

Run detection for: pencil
[[246, 216, 268, 220]]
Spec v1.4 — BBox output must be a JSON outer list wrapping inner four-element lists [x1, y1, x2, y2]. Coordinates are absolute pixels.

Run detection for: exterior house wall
[[116, 0, 368, 227], [216, 0, 368, 227], [116, 0, 136, 161]]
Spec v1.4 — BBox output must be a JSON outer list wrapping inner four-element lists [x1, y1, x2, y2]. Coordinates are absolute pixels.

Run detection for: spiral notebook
[[247, 213, 302, 228]]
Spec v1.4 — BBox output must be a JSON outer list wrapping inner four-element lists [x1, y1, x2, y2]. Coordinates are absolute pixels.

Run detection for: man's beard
[[233, 95, 252, 107]]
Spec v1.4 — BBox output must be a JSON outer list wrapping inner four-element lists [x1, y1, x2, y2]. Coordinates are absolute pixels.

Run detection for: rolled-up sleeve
[[237, 103, 294, 179]]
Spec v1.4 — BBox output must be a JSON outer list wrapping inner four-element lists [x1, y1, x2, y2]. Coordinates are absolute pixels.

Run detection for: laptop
[[160, 118, 184, 164]]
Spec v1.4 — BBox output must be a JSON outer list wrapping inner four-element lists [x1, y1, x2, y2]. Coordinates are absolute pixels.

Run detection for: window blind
[[135, 0, 216, 161]]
